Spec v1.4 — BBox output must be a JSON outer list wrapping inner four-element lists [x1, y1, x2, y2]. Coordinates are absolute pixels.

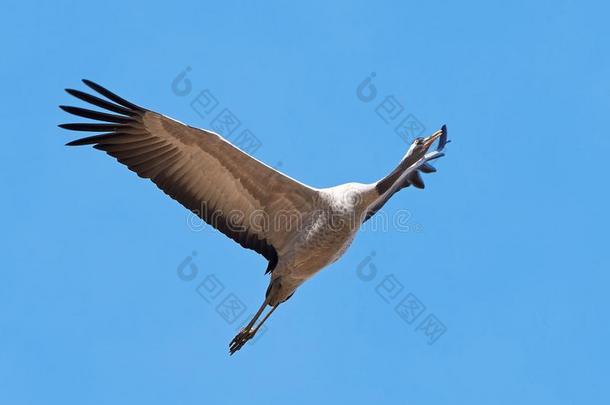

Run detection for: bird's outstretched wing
[[364, 126, 449, 222], [60, 80, 318, 273]]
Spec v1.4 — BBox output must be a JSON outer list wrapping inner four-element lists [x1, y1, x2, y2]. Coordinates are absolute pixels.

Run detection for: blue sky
[[1, 0, 609, 404]]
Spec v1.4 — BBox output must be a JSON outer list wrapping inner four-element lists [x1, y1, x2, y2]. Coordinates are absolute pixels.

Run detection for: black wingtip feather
[[81, 79, 144, 112], [59, 123, 124, 132], [66, 138, 89, 146], [64, 88, 137, 116], [64, 133, 114, 146], [59, 105, 131, 123]]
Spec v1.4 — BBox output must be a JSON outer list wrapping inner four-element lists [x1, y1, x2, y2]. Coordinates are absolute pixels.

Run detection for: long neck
[[375, 145, 421, 195]]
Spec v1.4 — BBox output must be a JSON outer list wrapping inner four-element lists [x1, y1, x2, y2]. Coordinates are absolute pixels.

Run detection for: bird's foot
[[229, 327, 256, 355]]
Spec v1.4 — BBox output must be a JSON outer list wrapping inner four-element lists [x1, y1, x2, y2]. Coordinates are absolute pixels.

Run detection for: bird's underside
[[59, 80, 449, 355]]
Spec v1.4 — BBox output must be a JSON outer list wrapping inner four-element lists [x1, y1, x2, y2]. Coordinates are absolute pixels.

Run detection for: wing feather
[[60, 80, 318, 272]]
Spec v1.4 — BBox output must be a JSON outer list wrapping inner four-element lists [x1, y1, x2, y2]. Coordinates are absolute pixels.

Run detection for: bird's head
[[406, 125, 447, 158]]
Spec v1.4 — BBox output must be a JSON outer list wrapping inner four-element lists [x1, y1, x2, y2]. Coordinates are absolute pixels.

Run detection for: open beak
[[422, 127, 445, 150]]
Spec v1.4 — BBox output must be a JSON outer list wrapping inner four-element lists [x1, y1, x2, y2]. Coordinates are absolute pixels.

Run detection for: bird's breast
[[285, 204, 361, 279]]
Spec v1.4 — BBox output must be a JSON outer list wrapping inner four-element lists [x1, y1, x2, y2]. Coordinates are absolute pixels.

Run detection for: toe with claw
[[229, 328, 256, 355]]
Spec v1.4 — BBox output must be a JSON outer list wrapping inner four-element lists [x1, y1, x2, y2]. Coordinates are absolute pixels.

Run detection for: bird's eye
[[415, 137, 423, 144]]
